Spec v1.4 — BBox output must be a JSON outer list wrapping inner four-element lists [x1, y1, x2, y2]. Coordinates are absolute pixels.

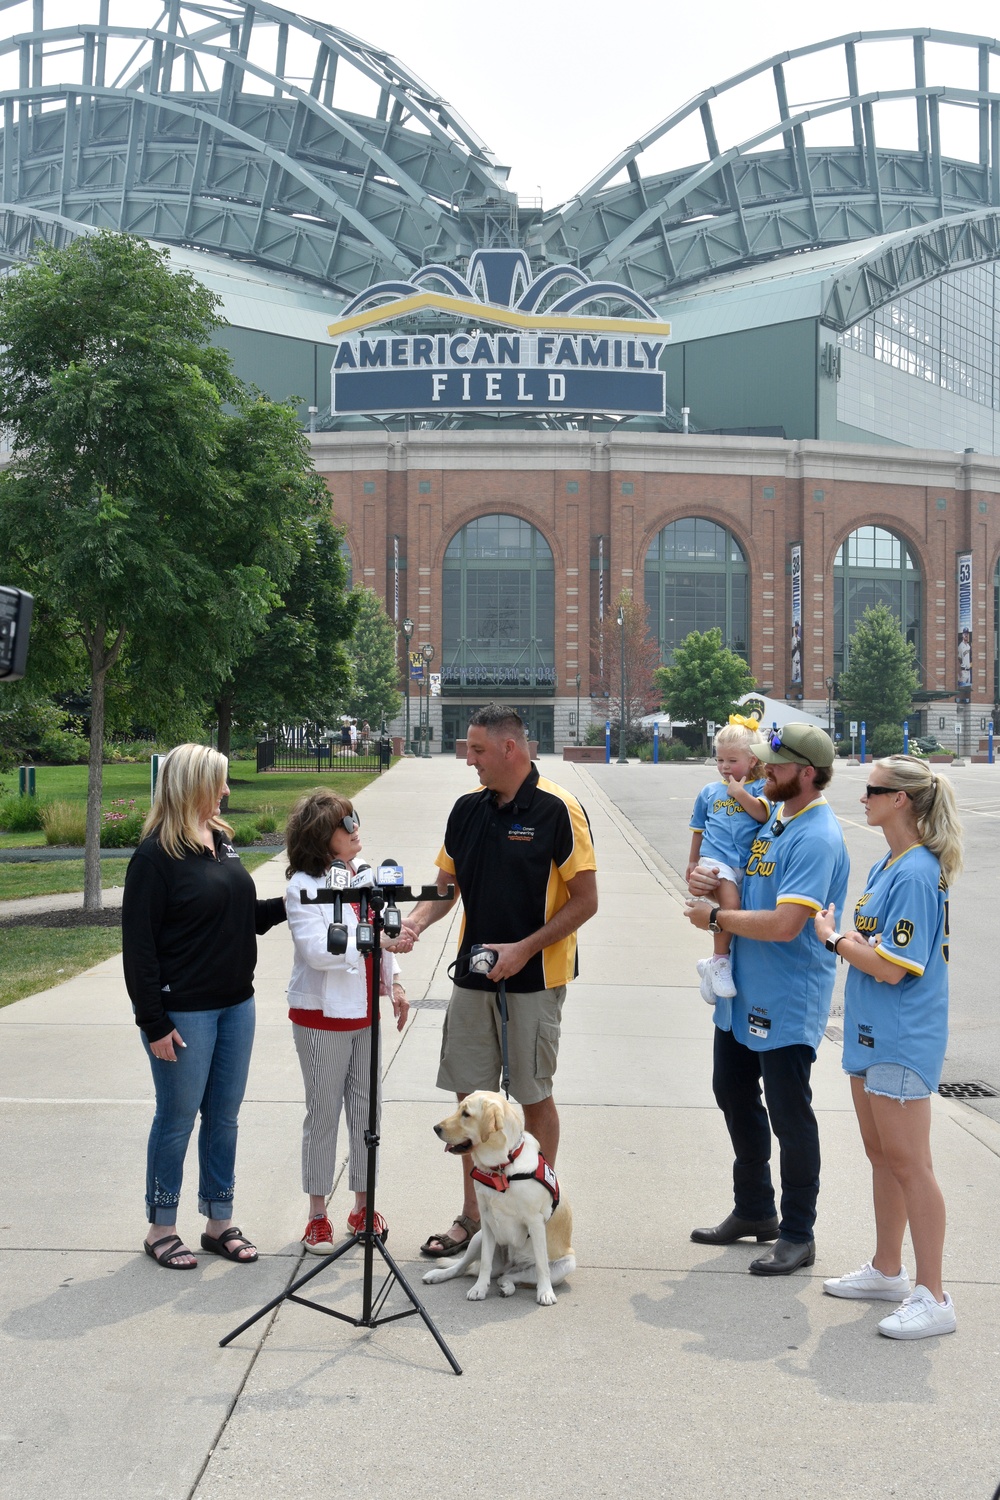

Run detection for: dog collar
[[469, 1138, 525, 1193]]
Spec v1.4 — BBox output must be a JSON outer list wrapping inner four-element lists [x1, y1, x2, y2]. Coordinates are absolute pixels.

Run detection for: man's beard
[[765, 764, 803, 799]]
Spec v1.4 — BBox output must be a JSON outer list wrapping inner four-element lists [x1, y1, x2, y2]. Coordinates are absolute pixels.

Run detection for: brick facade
[[315, 430, 1000, 747]]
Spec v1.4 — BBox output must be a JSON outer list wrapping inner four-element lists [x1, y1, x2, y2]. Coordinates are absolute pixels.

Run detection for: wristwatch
[[708, 905, 722, 933], [825, 933, 842, 953]]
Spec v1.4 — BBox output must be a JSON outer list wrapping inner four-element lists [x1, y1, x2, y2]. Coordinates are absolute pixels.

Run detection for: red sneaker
[[302, 1214, 335, 1254], [347, 1207, 388, 1242]]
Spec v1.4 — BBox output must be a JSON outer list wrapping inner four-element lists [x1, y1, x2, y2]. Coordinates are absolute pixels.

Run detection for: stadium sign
[[326, 249, 671, 417]]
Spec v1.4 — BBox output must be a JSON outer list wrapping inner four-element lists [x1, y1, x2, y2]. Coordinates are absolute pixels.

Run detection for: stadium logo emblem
[[326, 249, 671, 417]]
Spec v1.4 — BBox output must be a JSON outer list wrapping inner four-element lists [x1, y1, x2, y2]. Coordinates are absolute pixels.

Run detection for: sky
[[5, 0, 1000, 205]]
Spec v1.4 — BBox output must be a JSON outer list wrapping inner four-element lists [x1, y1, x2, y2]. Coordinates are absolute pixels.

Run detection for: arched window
[[833, 526, 921, 678], [441, 515, 555, 691], [644, 518, 748, 664]]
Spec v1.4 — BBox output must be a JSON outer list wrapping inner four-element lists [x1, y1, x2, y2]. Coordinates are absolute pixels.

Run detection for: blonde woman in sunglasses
[[814, 755, 963, 1339]]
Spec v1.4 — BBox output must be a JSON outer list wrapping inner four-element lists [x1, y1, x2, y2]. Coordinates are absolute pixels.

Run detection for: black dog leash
[[447, 954, 511, 1099]]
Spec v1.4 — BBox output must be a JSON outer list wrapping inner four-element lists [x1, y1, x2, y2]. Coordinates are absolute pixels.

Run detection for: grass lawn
[[0, 850, 280, 1008], [0, 848, 277, 903], [0, 925, 125, 1009]]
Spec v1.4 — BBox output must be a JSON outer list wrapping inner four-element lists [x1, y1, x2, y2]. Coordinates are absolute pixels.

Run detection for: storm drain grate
[[938, 1080, 999, 1099], [409, 997, 450, 1010]]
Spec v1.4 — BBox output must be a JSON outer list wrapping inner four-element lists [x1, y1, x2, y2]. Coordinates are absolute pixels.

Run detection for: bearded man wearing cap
[[685, 722, 849, 1275]]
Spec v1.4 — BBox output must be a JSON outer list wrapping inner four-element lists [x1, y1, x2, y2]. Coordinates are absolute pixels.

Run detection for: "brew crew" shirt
[[730, 797, 849, 1052]]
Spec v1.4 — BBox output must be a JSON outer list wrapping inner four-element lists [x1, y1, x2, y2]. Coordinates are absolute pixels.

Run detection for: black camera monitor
[[0, 587, 32, 682]]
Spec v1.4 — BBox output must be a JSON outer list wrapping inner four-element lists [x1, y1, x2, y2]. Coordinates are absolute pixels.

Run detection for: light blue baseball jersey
[[730, 797, 849, 1052], [689, 778, 770, 870], [842, 844, 949, 1092]]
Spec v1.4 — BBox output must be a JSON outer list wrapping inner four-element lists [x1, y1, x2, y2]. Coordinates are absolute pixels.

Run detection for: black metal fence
[[256, 738, 389, 774]]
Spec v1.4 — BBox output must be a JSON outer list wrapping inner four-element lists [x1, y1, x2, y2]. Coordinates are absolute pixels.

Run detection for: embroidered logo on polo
[[221, 842, 240, 859], [892, 919, 914, 948], [508, 823, 535, 842]]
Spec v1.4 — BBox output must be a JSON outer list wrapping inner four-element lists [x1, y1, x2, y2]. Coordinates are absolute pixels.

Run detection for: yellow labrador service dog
[[422, 1091, 575, 1306]]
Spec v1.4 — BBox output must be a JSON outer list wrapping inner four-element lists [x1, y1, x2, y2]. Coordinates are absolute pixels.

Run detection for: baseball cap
[[754, 723, 835, 768]]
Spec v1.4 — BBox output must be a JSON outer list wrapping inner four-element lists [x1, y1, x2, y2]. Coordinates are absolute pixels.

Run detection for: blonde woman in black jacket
[[122, 744, 285, 1269]]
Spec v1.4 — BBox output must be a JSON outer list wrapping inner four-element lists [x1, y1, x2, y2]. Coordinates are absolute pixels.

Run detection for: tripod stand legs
[[218, 1231, 463, 1375]]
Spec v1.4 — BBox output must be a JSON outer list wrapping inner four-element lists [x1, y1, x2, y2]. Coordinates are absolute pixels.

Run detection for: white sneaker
[[877, 1285, 956, 1340], [696, 958, 715, 1005], [710, 955, 737, 999], [823, 1261, 911, 1301]]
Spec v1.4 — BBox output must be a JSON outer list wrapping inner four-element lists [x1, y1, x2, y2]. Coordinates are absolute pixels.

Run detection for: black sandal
[[200, 1226, 259, 1263], [144, 1234, 198, 1270]]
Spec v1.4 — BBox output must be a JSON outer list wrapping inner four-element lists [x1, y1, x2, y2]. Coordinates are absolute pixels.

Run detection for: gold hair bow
[[728, 712, 759, 732]]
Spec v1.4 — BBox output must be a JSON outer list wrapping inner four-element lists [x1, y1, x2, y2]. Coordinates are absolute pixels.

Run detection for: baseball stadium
[[3, 5, 1000, 750]]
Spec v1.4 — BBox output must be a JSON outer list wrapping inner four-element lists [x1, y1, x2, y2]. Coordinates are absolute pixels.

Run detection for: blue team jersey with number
[[730, 797, 849, 1052], [841, 844, 949, 1091], [689, 778, 770, 870]]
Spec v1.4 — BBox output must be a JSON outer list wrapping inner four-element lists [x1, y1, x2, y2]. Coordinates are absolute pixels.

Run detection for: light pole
[[575, 672, 581, 744], [825, 675, 835, 735], [421, 643, 435, 758], [402, 617, 414, 755], [616, 605, 628, 764]]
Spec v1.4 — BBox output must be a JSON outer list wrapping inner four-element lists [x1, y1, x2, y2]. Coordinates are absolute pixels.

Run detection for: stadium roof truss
[[2, 12, 1000, 323], [0, 0, 514, 294]]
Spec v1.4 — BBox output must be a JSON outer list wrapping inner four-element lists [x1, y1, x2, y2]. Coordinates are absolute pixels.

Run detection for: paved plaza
[[2, 753, 999, 1500]]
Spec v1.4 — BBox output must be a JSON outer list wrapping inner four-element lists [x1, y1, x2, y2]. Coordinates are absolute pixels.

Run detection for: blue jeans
[[712, 1025, 820, 1243], [141, 998, 255, 1225]]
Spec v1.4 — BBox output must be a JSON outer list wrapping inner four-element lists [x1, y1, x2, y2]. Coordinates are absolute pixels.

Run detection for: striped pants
[[292, 1024, 380, 1195]]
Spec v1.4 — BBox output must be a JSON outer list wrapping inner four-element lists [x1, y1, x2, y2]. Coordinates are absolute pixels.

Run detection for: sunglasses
[[864, 785, 901, 800], [766, 730, 812, 765], [341, 812, 360, 833]]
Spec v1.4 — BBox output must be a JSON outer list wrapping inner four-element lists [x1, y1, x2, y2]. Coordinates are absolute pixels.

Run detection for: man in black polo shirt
[[403, 704, 598, 1259]]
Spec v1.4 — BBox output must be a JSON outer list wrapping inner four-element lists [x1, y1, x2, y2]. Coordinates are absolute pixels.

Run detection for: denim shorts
[[848, 1062, 930, 1101]]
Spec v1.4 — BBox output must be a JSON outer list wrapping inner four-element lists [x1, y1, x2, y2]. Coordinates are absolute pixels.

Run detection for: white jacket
[[286, 868, 399, 1020]]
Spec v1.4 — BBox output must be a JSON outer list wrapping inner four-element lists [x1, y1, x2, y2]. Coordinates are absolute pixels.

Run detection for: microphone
[[327, 859, 349, 954], [350, 863, 375, 888], [378, 856, 404, 938]]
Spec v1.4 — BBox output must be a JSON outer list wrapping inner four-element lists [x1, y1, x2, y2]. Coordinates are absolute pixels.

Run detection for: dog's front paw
[[536, 1286, 557, 1306], [498, 1277, 515, 1297], [466, 1282, 489, 1301], [422, 1267, 447, 1284]]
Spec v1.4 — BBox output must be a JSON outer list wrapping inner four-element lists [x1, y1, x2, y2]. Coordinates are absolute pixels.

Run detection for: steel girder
[[0, 0, 513, 294], [4, 15, 1000, 323], [821, 209, 1000, 328], [530, 30, 1000, 308]]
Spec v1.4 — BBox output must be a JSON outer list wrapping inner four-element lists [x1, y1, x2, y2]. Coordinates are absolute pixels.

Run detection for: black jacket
[[122, 830, 286, 1042]]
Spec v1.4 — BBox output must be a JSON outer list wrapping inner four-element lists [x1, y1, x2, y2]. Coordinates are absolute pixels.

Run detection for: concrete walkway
[[2, 754, 999, 1500]]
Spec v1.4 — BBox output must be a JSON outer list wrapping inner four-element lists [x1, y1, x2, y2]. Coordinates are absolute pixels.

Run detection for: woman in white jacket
[[285, 790, 408, 1253]]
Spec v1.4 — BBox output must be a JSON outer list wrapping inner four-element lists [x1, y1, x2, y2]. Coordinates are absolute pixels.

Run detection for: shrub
[[231, 823, 260, 847], [34, 728, 89, 764], [663, 741, 692, 761], [0, 794, 45, 832], [41, 800, 87, 845], [254, 805, 279, 834], [101, 799, 146, 847], [869, 723, 905, 758]]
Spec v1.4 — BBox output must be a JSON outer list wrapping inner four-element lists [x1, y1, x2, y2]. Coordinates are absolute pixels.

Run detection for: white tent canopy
[[642, 693, 829, 733]]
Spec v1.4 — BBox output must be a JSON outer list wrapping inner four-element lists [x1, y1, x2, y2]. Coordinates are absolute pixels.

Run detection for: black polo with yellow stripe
[[437, 763, 596, 993]]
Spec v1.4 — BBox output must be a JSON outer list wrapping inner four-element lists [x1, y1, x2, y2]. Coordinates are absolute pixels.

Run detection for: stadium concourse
[[1, 751, 999, 1499]]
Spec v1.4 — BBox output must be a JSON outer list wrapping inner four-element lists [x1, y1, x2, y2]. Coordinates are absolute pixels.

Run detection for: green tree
[[0, 231, 282, 908], [837, 603, 919, 743], [655, 628, 756, 753], [212, 507, 358, 760], [344, 587, 403, 728]]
